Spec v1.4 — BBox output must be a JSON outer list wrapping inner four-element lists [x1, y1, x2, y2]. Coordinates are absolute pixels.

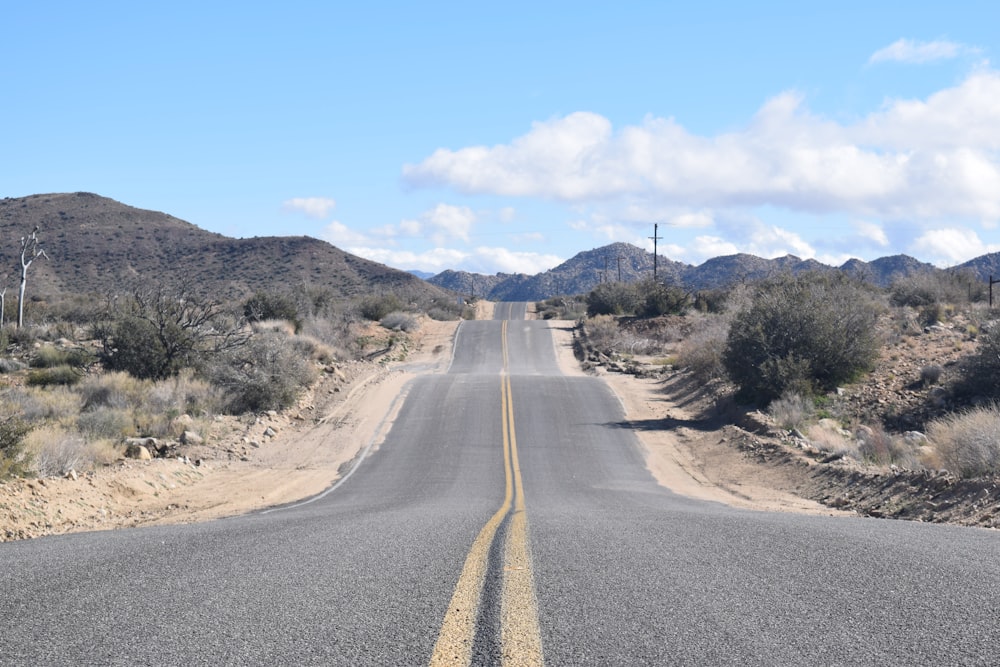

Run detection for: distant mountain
[[406, 269, 435, 280], [429, 244, 969, 301], [840, 255, 937, 287], [428, 242, 687, 301], [958, 253, 1000, 282], [0, 193, 449, 303]]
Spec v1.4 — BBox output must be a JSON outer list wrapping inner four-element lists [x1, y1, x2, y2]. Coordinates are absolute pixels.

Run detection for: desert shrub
[[6, 326, 36, 348], [3, 386, 79, 422], [0, 417, 33, 479], [77, 407, 133, 440], [30, 345, 93, 369], [920, 365, 943, 386], [243, 291, 300, 324], [380, 311, 419, 332], [0, 358, 27, 373], [952, 324, 1000, 400], [208, 332, 317, 414], [583, 315, 621, 352], [768, 392, 814, 431], [678, 315, 730, 383], [918, 303, 949, 326], [97, 284, 248, 380], [359, 294, 403, 322], [28, 427, 86, 477], [146, 369, 218, 417], [425, 297, 466, 321], [536, 296, 587, 321], [27, 365, 82, 387], [889, 270, 979, 308], [288, 334, 337, 364], [852, 425, 914, 466], [723, 274, 881, 404], [586, 282, 641, 317], [692, 289, 729, 314], [78, 372, 146, 411], [641, 281, 690, 318], [927, 405, 1000, 478]]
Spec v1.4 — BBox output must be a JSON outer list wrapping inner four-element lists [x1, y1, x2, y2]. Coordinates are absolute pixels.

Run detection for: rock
[[266, 410, 278, 418], [180, 430, 204, 446], [170, 414, 195, 435], [263, 427, 277, 438], [904, 431, 928, 445], [124, 444, 152, 460], [65, 469, 78, 481]]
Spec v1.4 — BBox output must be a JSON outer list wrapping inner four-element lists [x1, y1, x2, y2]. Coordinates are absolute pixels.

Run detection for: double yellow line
[[430, 320, 544, 666]]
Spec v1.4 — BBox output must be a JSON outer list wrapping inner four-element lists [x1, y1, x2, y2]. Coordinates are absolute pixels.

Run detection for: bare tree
[[0, 286, 6, 330], [17, 227, 46, 328]]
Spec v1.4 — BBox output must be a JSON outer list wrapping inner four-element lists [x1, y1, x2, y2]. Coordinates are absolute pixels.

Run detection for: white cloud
[[852, 220, 889, 247], [910, 227, 1000, 266], [403, 71, 1000, 224], [473, 247, 563, 274], [341, 244, 562, 275], [687, 236, 740, 263], [425, 203, 476, 242], [282, 197, 336, 219], [868, 38, 967, 65], [321, 220, 371, 246]]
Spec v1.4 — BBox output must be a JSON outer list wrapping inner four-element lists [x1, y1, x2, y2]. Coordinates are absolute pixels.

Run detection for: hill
[[430, 244, 967, 301], [0, 193, 449, 304]]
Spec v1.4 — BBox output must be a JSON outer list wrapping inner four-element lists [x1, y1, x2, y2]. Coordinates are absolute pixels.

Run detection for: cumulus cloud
[[342, 244, 562, 275], [283, 197, 336, 219], [868, 38, 968, 65], [321, 220, 372, 246], [403, 71, 1000, 224], [910, 227, 1000, 266], [852, 220, 890, 247]]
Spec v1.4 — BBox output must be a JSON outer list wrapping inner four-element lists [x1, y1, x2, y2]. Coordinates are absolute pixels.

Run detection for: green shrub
[[243, 291, 300, 325], [0, 416, 32, 479], [27, 365, 82, 387], [359, 294, 403, 321], [30, 345, 93, 369], [723, 274, 881, 404], [586, 282, 641, 317], [208, 332, 317, 414], [641, 281, 689, 318], [768, 391, 814, 430]]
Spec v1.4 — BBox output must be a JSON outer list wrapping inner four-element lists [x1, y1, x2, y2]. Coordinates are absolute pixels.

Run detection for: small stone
[[180, 430, 204, 446], [124, 444, 152, 460], [263, 427, 277, 438], [65, 469, 78, 481]]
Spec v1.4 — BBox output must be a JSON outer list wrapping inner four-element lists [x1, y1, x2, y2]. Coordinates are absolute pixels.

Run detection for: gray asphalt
[[2, 303, 1000, 665]]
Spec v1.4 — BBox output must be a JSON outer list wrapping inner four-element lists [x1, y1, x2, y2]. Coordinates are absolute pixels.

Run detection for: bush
[[927, 405, 1000, 478], [723, 274, 881, 404], [380, 311, 419, 332], [29, 427, 86, 477], [586, 282, 641, 317], [768, 392, 814, 431], [889, 270, 981, 308], [208, 332, 317, 414], [0, 416, 32, 479], [641, 281, 689, 318], [30, 345, 93, 369], [582, 315, 621, 353], [243, 292, 299, 325], [952, 324, 1000, 400], [677, 315, 729, 383], [27, 365, 82, 387], [359, 294, 403, 322]]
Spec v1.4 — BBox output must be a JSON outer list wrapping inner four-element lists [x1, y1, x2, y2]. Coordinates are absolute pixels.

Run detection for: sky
[[5, 2, 1000, 275]]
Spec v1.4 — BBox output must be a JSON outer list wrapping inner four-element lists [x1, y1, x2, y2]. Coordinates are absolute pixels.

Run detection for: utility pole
[[649, 223, 663, 281]]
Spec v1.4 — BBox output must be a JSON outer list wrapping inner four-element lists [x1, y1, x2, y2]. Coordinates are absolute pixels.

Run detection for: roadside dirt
[[0, 319, 459, 541]]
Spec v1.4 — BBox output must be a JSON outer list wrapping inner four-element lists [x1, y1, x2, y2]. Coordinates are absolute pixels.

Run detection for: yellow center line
[[429, 320, 544, 667]]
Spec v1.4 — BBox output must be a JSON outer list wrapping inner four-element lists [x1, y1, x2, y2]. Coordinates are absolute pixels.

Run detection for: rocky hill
[[0, 193, 450, 304], [429, 243, 951, 300]]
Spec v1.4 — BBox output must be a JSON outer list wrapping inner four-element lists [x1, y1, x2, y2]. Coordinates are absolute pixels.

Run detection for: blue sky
[[5, 2, 1000, 275]]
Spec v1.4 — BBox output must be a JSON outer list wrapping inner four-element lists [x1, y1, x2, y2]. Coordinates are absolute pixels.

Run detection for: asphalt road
[[2, 303, 1000, 665]]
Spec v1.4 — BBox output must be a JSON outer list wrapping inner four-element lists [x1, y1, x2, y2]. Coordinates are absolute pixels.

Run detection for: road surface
[[2, 303, 1000, 665]]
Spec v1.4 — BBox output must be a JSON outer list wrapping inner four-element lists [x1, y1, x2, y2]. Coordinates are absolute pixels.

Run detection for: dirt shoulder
[[0, 319, 460, 542]]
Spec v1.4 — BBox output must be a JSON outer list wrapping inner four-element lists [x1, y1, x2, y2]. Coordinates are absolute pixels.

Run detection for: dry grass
[[927, 405, 1000, 478]]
